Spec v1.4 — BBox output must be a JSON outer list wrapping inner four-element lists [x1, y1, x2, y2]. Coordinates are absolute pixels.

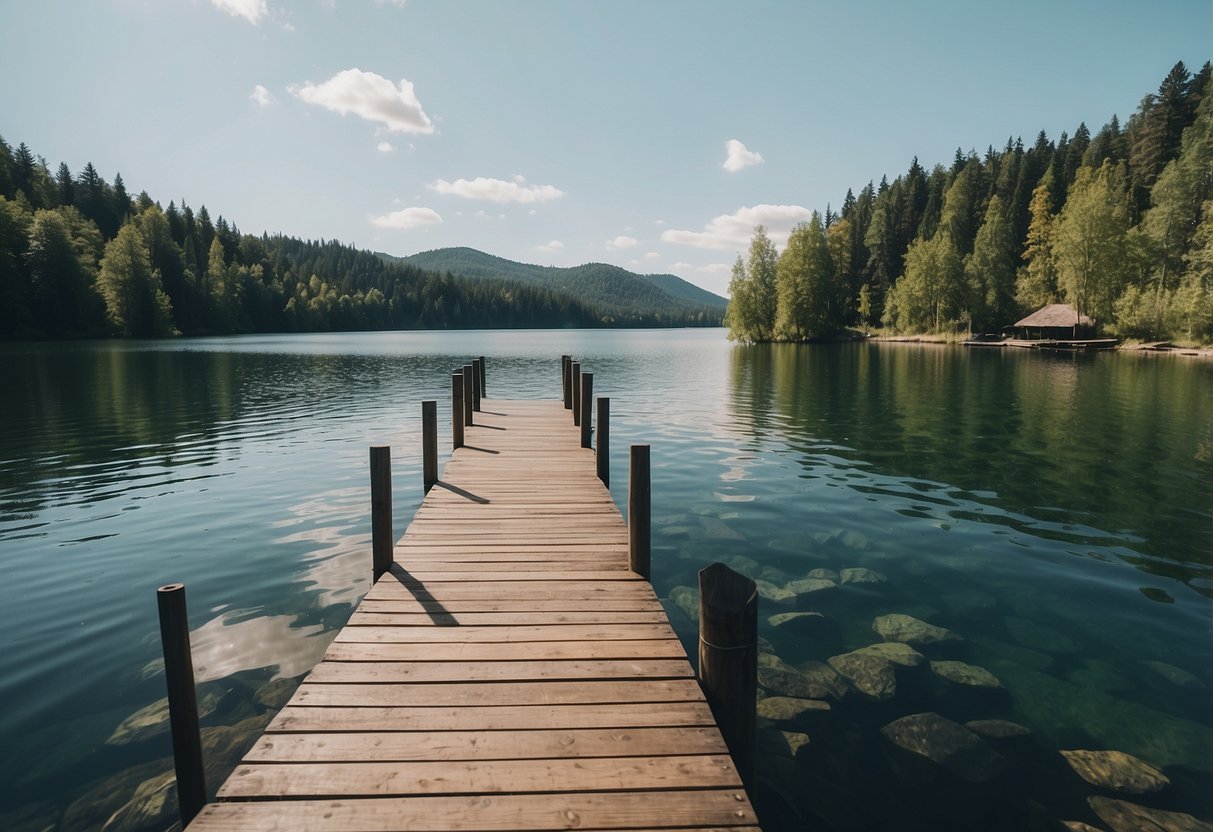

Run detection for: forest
[[726, 61, 1213, 344], [0, 151, 716, 340]]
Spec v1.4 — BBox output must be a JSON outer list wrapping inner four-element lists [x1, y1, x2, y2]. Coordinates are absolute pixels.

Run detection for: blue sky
[[1, 0, 1209, 295]]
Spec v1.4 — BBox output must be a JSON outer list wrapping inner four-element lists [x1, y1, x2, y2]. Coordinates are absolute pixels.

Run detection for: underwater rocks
[[930, 660, 1003, 689], [1060, 749, 1170, 795], [785, 577, 838, 597], [851, 641, 925, 667], [827, 651, 896, 702], [1142, 660, 1205, 690], [100, 769, 176, 832], [840, 567, 886, 585], [755, 579, 797, 605], [964, 719, 1031, 739], [768, 611, 827, 631], [756, 695, 831, 722], [759, 655, 848, 701], [807, 568, 839, 581], [106, 692, 221, 746], [872, 613, 961, 645], [1088, 796, 1213, 832], [758, 729, 810, 758], [669, 585, 699, 622], [880, 712, 1006, 783]]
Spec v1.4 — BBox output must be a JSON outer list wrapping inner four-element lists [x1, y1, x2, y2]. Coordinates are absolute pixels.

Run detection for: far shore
[[866, 334, 1213, 359]]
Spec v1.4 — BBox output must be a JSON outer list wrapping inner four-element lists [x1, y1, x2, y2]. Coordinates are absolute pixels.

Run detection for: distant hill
[[392, 247, 726, 325]]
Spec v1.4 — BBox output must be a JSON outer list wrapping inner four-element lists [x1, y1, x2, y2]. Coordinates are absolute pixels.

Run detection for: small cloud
[[528, 209, 537, 216], [377, 141, 394, 152], [212, 0, 268, 24], [662, 204, 810, 250], [369, 206, 442, 229], [250, 84, 276, 107], [644, 251, 660, 260], [654, 219, 666, 225], [671, 262, 693, 270], [537, 240, 564, 252], [723, 139, 764, 173], [291, 68, 434, 134], [607, 235, 639, 249], [428, 176, 564, 204], [698, 263, 730, 274]]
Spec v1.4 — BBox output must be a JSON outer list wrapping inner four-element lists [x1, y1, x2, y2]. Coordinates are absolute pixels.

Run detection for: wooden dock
[[186, 392, 760, 831]]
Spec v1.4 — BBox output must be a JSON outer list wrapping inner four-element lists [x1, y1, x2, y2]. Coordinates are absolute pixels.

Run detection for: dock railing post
[[479, 355, 486, 398], [596, 397, 610, 486], [697, 562, 757, 794], [579, 373, 594, 448], [561, 355, 569, 404], [571, 361, 581, 426], [370, 445, 393, 581], [471, 359, 481, 412], [628, 444, 650, 579], [451, 372, 464, 449], [462, 365, 474, 426], [156, 583, 207, 826], [422, 400, 437, 493], [563, 357, 574, 410]]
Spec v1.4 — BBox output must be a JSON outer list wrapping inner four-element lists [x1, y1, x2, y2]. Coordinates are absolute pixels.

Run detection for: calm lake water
[[1, 329, 1210, 831]]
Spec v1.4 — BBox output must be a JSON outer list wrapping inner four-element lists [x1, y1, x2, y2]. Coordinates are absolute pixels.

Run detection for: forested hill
[[725, 60, 1213, 344], [396, 247, 726, 324], [0, 146, 707, 339]]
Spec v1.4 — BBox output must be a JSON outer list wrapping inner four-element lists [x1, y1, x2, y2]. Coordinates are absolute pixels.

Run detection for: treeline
[[0, 146, 665, 339], [726, 61, 1213, 343]]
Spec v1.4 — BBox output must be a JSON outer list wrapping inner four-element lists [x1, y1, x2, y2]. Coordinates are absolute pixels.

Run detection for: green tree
[[1017, 173, 1059, 310], [965, 194, 1017, 330], [1052, 161, 1133, 325], [0, 195, 33, 333], [27, 209, 103, 335], [883, 229, 964, 332], [96, 223, 176, 336], [775, 212, 837, 340]]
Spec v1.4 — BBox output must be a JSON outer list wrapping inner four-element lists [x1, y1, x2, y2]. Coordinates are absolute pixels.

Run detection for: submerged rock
[[852, 641, 925, 667], [930, 660, 1003, 689], [1088, 796, 1213, 832], [106, 692, 221, 746], [62, 759, 173, 832], [255, 677, 298, 710], [759, 667, 821, 699], [806, 568, 839, 581], [840, 567, 886, 585], [828, 651, 896, 702], [795, 661, 850, 701], [1058, 823, 1105, 832], [768, 611, 827, 631], [759, 728, 810, 758], [785, 577, 838, 597], [880, 712, 1006, 783], [758, 565, 789, 584], [100, 770, 176, 832], [1141, 661, 1205, 690], [1061, 749, 1170, 794], [700, 517, 745, 541], [840, 530, 869, 550], [756, 696, 831, 722], [964, 719, 1031, 739], [669, 585, 699, 622], [872, 613, 961, 645], [758, 652, 796, 672], [755, 579, 797, 605]]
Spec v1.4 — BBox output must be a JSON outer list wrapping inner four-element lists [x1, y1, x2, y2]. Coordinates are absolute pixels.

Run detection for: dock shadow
[[433, 481, 489, 504], [474, 423, 506, 431], [461, 445, 500, 454], [386, 564, 459, 626]]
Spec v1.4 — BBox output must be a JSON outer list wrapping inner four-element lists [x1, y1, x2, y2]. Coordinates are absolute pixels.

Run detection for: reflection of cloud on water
[[190, 610, 330, 683], [273, 486, 369, 607]]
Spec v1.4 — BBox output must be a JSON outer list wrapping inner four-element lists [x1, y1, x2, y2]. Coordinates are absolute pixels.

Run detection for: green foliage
[[965, 195, 1017, 331], [96, 224, 176, 337], [883, 228, 965, 332], [775, 213, 839, 340], [724, 227, 780, 341], [1017, 174, 1059, 310], [1053, 161, 1133, 324]]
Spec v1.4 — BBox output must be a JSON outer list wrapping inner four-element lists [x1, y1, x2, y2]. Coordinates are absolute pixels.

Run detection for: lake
[[1, 329, 1210, 831]]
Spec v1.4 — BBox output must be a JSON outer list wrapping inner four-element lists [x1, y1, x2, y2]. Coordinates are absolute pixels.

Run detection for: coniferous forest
[[726, 61, 1213, 344], [0, 152, 719, 340]]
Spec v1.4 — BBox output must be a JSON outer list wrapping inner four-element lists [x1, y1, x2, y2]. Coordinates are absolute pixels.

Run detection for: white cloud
[[661, 204, 810, 250], [250, 84, 276, 107], [212, 0, 268, 24], [723, 139, 764, 173], [291, 68, 434, 134], [428, 175, 563, 204], [671, 262, 693, 270], [654, 219, 666, 225], [377, 141, 394, 152], [644, 251, 660, 260], [537, 240, 564, 252], [698, 263, 730, 274], [369, 206, 442, 229], [607, 235, 639, 249]]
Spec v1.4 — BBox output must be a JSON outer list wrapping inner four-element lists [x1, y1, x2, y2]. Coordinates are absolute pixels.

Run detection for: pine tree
[[96, 223, 176, 336], [1018, 172, 1059, 310], [27, 209, 102, 335], [965, 195, 1017, 330], [55, 162, 74, 207]]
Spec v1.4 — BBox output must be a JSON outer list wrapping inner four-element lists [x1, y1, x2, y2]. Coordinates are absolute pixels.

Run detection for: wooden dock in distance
[[187, 392, 761, 831]]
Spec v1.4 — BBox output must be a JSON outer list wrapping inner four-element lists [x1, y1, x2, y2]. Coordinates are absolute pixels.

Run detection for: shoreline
[[867, 335, 1213, 359]]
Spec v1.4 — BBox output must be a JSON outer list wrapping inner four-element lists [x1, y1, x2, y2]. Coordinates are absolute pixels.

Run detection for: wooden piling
[[571, 361, 581, 426], [370, 445, 393, 581], [462, 365, 474, 426], [451, 372, 464, 450], [596, 396, 610, 486], [471, 359, 481, 412], [479, 356, 486, 397], [697, 562, 757, 794], [422, 400, 437, 493], [564, 357, 574, 410], [628, 444, 650, 580], [156, 583, 207, 826], [579, 372, 594, 448], [561, 355, 569, 405]]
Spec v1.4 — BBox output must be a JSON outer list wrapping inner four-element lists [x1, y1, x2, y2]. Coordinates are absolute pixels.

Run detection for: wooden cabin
[[1010, 304, 1095, 340]]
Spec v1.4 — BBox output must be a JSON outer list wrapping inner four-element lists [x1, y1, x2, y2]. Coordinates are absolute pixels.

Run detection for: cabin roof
[[1013, 303, 1093, 328]]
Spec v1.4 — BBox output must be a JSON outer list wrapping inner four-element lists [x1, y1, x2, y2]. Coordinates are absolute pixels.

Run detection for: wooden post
[[479, 355, 486, 398], [462, 365, 474, 426], [580, 372, 594, 448], [156, 583, 207, 826], [370, 445, 392, 581], [422, 400, 437, 493], [571, 361, 581, 426], [563, 357, 573, 410], [596, 397, 610, 486], [451, 372, 464, 449], [698, 562, 757, 794], [470, 359, 481, 412], [561, 355, 569, 404], [628, 444, 650, 579]]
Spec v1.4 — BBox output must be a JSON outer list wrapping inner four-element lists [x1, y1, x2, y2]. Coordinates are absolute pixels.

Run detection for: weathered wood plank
[[333, 623, 678, 644], [347, 610, 670, 626], [323, 639, 687, 662], [289, 679, 704, 707], [307, 658, 692, 683], [244, 726, 727, 763], [355, 598, 664, 613]]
